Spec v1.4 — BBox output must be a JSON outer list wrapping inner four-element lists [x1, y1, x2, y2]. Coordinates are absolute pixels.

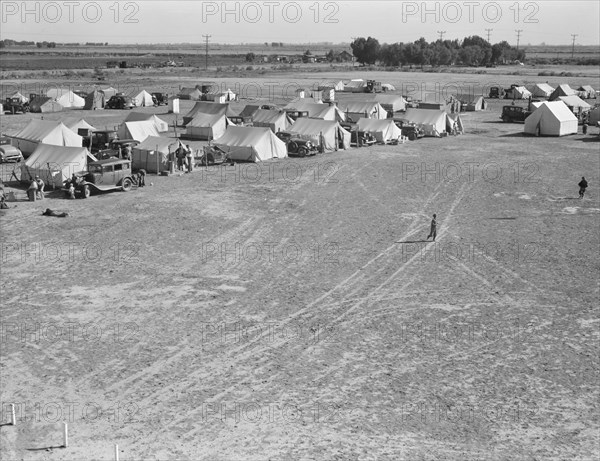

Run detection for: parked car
[[97, 139, 139, 159], [4, 97, 29, 114], [350, 130, 377, 147], [500, 105, 532, 123], [199, 145, 231, 166], [275, 131, 318, 157], [105, 94, 135, 109], [65, 158, 135, 198], [0, 144, 23, 163], [489, 87, 505, 98], [393, 120, 425, 141], [151, 92, 168, 106], [88, 129, 119, 153]]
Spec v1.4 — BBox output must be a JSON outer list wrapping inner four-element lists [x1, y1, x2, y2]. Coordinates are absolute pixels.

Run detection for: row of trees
[[351, 36, 526, 67]]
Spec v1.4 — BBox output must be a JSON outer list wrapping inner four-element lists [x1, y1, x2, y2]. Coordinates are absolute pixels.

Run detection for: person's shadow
[[396, 239, 429, 244]]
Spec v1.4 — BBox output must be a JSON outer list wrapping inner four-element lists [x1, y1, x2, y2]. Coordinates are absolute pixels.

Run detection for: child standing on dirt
[[578, 177, 588, 199], [426, 214, 437, 241]]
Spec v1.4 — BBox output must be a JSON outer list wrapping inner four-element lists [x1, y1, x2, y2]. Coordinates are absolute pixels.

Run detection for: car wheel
[[82, 185, 90, 198], [502, 115, 510, 123], [288, 141, 298, 153], [408, 132, 417, 141], [122, 178, 133, 191], [298, 146, 308, 157]]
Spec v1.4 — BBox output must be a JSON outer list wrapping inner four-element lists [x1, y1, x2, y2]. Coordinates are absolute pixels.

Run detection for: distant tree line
[[351, 36, 526, 67], [1, 39, 109, 48], [0, 39, 35, 48]]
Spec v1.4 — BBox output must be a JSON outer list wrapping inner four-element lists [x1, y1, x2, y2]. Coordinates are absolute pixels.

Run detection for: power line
[[437, 31, 446, 41], [570, 34, 578, 59], [485, 29, 493, 43], [202, 34, 211, 70], [515, 29, 523, 50]]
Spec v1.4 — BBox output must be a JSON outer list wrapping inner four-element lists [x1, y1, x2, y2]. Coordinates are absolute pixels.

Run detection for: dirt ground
[[1, 72, 599, 460]]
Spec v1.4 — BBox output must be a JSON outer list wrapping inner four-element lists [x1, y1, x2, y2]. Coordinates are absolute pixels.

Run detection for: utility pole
[[485, 29, 493, 43], [515, 29, 523, 50], [437, 31, 446, 41], [202, 34, 211, 70], [570, 34, 578, 59]]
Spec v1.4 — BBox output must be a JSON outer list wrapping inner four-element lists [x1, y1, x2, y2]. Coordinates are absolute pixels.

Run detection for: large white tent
[[288, 118, 351, 151], [213, 127, 287, 162], [124, 112, 169, 132], [118, 121, 160, 142], [9, 120, 83, 156], [185, 112, 232, 140], [340, 101, 388, 122], [356, 118, 403, 143], [549, 84, 576, 101], [507, 86, 532, 100], [251, 110, 293, 133], [131, 136, 183, 173], [372, 94, 407, 114], [577, 85, 596, 99], [343, 79, 366, 93], [524, 101, 578, 136], [22, 144, 95, 187], [558, 95, 592, 113], [132, 90, 154, 107], [63, 118, 96, 134], [531, 83, 554, 98], [46, 88, 85, 108]]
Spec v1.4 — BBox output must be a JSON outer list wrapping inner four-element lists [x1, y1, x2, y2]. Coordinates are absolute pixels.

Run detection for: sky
[[1, 1, 599, 46]]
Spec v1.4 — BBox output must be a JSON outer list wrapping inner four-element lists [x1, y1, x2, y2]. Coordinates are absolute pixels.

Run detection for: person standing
[[124, 144, 132, 161], [35, 176, 45, 200], [186, 145, 193, 173], [578, 177, 588, 199], [27, 177, 38, 202], [426, 214, 437, 241], [137, 169, 146, 187]]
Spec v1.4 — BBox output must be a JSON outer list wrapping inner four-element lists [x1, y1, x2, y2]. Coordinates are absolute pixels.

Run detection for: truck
[[365, 80, 382, 93], [4, 97, 29, 114], [500, 105, 532, 123]]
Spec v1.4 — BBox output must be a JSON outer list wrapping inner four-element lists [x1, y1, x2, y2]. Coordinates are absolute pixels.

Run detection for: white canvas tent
[[213, 127, 287, 162], [558, 95, 592, 112], [22, 144, 95, 187], [46, 88, 85, 108], [288, 118, 350, 151], [131, 136, 183, 173], [524, 101, 578, 136], [251, 110, 292, 133], [356, 118, 403, 143], [124, 112, 169, 132], [508, 86, 532, 100], [132, 90, 154, 107], [531, 83, 554, 98], [9, 120, 83, 156], [100, 87, 118, 99], [343, 79, 366, 93], [456, 94, 487, 111], [399, 109, 456, 137], [372, 94, 407, 114], [183, 101, 229, 125], [577, 85, 596, 99], [340, 101, 388, 122], [549, 84, 576, 101], [63, 118, 96, 134], [317, 80, 345, 91], [8, 92, 29, 103], [118, 121, 160, 142], [185, 112, 232, 140]]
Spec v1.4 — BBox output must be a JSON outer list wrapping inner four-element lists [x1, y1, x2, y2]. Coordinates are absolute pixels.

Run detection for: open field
[[1, 68, 599, 460]]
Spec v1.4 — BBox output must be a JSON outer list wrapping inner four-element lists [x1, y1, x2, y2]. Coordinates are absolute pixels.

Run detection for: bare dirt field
[[1, 70, 599, 460]]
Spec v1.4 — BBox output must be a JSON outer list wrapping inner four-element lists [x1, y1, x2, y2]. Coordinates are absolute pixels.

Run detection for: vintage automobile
[[500, 105, 532, 123], [199, 145, 231, 166], [350, 130, 377, 147], [105, 94, 135, 109], [64, 158, 136, 198], [88, 129, 119, 154], [4, 96, 29, 114], [275, 131, 319, 157], [489, 86, 505, 98], [393, 120, 425, 141], [151, 92, 168, 106], [97, 139, 139, 160]]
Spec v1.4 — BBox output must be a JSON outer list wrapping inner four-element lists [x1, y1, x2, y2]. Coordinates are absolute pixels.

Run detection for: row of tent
[[7, 88, 159, 112], [511, 83, 597, 101]]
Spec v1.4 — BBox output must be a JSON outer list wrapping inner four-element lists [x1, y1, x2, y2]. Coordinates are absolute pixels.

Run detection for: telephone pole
[[437, 31, 446, 41], [515, 29, 523, 50], [202, 34, 211, 70], [570, 34, 578, 59], [485, 28, 493, 43]]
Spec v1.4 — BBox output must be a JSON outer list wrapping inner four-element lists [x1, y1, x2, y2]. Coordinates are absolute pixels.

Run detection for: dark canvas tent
[[288, 118, 351, 150], [178, 87, 202, 100], [84, 90, 104, 110], [131, 136, 183, 173], [213, 127, 287, 162], [183, 101, 229, 125], [29, 97, 63, 113], [238, 105, 261, 118]]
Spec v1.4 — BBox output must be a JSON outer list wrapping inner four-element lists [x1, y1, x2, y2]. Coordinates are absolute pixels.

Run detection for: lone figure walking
[[578, 177, 588, 199], [426, 214, 437, 241]]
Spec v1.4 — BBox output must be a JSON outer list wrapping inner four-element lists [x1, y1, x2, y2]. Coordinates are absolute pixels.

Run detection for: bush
[[246, 66, 254, 71]]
